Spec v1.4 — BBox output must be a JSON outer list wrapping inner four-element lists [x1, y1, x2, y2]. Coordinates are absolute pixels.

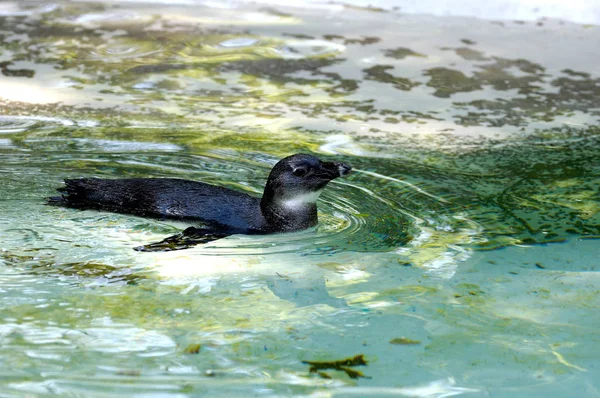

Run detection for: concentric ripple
[[119, 154, 423, 256], [162, 156, 477, 261]]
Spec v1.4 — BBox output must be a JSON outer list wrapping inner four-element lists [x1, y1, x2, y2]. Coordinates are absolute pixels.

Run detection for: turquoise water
[[0, 1, 599, 396]]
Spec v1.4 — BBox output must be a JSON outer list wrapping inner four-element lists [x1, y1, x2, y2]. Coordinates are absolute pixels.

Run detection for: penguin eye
[[292, 167, 308, 177]]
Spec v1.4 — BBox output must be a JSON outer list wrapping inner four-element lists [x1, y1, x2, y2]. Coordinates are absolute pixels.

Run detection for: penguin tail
[[45, 179, 96, 207]]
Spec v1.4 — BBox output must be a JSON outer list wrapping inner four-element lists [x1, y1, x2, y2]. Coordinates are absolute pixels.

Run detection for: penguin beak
[[336, 162, 352, 177], [319, 161, 352, 180]]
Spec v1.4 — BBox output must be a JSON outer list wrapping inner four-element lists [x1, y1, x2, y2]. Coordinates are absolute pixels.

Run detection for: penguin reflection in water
[[48, 154, 352, 252]]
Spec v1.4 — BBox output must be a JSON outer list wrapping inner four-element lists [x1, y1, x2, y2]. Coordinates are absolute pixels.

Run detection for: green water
[[0, 1, 599, 397]]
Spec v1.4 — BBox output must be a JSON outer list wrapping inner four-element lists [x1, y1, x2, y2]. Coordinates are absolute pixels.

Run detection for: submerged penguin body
[[48, 154, 352, 250]]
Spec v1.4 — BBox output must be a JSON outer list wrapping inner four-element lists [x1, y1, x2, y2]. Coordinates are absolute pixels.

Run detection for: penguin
[[48, 153, 352, 251]]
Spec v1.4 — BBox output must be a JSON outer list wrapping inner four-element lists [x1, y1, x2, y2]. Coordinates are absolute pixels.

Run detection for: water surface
[[0, 1, 599, 397]]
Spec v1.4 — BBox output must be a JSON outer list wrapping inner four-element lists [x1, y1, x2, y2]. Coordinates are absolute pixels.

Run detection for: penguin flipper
[[134, 227, 230, 252]]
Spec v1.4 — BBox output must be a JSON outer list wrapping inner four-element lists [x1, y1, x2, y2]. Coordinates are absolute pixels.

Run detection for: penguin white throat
[[279, 189, 323, 209]]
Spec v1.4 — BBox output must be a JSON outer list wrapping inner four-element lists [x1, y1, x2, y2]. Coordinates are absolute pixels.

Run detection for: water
[[0, 1, 599, 397]]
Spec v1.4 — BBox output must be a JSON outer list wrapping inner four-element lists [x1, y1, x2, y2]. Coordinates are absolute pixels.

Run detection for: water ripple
[[177, 36, 344, 62], [88, 40, 163, 62], [72, 11, 154, 28], [22, 138, 183, 153], [0, 116, 91, 134], [0, 3, 58, 17], [0, 116, 40, 134]]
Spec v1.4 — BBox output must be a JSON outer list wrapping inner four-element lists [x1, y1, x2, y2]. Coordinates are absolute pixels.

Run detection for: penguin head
[[261, 153, 352, 208]]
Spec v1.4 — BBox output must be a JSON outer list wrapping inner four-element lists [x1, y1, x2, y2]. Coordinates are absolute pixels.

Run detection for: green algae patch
[[364, 65, 421, 91], [116, 369, 142, 377], [183, 343, 202, 354], [1, 251, 147, 286], [380, 285, 439, 300], [383, 47, 427, 59], [390, 337, 421, 345], [302, 354, 370, 379]]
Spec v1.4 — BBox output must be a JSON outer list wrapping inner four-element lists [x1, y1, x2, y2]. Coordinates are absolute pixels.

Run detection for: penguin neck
[[260, 187, 321, 232]]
